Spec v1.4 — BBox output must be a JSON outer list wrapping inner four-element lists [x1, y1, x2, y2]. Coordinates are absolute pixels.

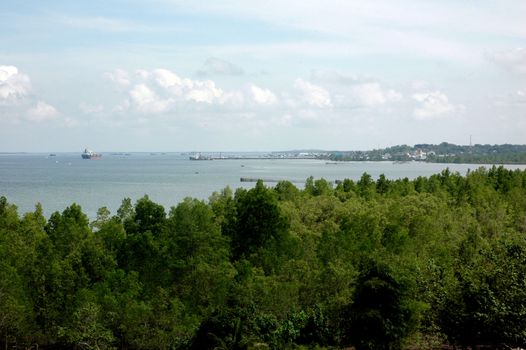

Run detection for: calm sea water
[[1, 153, 525, 218]]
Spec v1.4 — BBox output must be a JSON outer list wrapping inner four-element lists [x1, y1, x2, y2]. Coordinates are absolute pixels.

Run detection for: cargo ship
[[81, 148, 102, 160]]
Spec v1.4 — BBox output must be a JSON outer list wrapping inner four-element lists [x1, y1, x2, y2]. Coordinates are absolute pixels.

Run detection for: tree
[[274, 181, 300, 202], [344, 260, 420, 350], [376, 174, 390, 195], [357, 173, 375, 199], [230, 180, 289, 261], [124, 195, 166, 236], [90, 206, 111, 231]]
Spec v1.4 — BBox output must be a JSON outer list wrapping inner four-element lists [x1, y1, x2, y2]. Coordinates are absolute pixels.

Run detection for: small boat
[[82, 148, 102, 160]]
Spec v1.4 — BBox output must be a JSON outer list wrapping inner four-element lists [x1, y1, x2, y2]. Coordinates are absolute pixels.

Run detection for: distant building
[[415, 149, 427, 160], [408, 149, 427, 160]]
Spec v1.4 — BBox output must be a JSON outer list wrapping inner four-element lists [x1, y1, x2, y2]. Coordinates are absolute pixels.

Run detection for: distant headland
[[320, 142, 526, 164], [182, 143, 526, 164]]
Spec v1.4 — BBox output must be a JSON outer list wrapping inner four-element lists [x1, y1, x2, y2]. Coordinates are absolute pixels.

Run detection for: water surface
[[1, 153, 524, 218]]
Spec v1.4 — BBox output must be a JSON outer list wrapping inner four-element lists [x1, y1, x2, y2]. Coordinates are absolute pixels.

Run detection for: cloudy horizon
[[1, 0, 525, 152]]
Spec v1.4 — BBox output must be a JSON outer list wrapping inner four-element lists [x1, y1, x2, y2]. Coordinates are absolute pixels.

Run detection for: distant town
[[322, 143, 526, 164]]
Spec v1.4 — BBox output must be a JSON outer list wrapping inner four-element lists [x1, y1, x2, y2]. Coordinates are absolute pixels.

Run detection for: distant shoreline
[[3, 142, 526, 165]]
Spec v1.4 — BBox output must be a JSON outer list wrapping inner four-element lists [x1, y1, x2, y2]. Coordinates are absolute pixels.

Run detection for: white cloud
[[218, 91, 245, 106], [135, 69, 150, 80], [489, 48, 526, 75], [0, 66, 61, 124], [185, 80, 224, 103], [412, 91, 463, 120], [0, 65, 31, 104], [27, 101, 58, 121], [129, 84, 172, 113], [249, 84, 277, 105], [151, 69, 225, 104], [153, 68, 183, 89], [350, 83, 402, 107], [294, 78, 332, 108], [152, 68, 188, 98], [109, 68, 229, 110], [102, 67, 466, 134], [308, 72, 403, 108], [0, 65, 18, 81], [104, 69, 131, 88]]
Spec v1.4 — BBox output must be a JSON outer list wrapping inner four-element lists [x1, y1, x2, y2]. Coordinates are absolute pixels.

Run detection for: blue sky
[[1, 0, 525, 151]]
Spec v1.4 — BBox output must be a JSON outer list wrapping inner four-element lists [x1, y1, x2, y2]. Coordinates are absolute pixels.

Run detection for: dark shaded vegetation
[[2, 166, 526, 349]]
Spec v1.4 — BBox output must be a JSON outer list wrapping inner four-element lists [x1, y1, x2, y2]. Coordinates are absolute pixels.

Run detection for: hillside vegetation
[[2, 166, 526, 349], [326, 142, 526, 163]]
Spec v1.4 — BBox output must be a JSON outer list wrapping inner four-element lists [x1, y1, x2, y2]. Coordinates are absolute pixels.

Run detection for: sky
[[0, 0, 525, 152]]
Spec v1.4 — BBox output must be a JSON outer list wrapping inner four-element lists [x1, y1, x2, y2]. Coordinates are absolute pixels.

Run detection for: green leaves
[[229, 180, 289, 261], [2, 168, 526, 348]]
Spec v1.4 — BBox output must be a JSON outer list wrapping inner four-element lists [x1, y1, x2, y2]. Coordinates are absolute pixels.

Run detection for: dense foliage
[[2, 166, 526, 349]]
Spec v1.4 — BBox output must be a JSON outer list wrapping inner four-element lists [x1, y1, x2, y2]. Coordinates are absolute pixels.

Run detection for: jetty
[[241, 177, 343, 185], [240, 177, 304, 183], [241, 177, 282, 183]]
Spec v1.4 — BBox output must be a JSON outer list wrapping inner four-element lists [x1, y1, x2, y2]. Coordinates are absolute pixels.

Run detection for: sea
[[1, 152, 525, 219]]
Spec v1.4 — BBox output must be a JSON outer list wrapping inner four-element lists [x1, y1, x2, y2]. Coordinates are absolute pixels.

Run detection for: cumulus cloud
[[112, 68, 404, 117], [0, 65, 61, 124], [249, 84, 277, 105], [0, 65, 31, 104], [218, 91, 245, 107], [489, 48, 526, 75], [153, 69, 183, 89], [129, 84, 172, 113], [197, 57, 244, 76], [350, 83, 402, 107], [150, 69, 224, 104], [108, 70, 225, 114], [185, 80, 223, 103], [412, 91, 463, 120], [102, 68, 413, 132], [109, 68, 282, 115], [294, 78, 332, 108], [308, 71, 402, 108], [104, 69, 131, 88], [0, 65, 19, 82], [27, 101, 58, 121]]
